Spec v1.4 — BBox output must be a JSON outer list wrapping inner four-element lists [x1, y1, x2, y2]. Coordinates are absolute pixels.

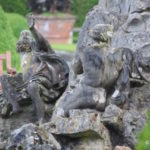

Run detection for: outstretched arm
[[27, 15, 54, 53]]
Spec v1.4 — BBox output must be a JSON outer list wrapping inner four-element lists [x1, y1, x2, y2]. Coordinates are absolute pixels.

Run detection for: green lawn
[[51, 43, 76, 52], [41, 12, 72, 18]]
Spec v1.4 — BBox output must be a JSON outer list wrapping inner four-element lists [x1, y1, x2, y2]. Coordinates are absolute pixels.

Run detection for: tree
[[71, 0, 99, 27], [0, 0, 29, 16], [27, 0, 72, 13]]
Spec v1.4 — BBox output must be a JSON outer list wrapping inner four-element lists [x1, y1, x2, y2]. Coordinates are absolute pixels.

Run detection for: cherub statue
[[54, 24, 133, 117], [1, 16, 69, 123]]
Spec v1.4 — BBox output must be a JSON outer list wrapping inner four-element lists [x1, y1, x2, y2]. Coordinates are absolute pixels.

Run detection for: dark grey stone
[[102, 104, 123, 131], [123, 110, 146, 149], [7, 123, 61, 150]]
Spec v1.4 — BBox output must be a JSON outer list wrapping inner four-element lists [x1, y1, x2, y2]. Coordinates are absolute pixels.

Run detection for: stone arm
[[72, 54, 83, 79], [27, 16, 54, 53], [111, 65, 130, 104], [111, 48, 133, 105]]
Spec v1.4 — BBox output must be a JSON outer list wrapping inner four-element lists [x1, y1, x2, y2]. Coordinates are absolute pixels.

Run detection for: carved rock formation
[[0, 0, 150, 149], [7, 123, 61, 150]]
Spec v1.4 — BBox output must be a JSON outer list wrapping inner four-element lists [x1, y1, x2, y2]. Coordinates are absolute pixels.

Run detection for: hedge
[[6, 13, 28, 39], [71, 0, 99, 27], [0, 6, 20, 70]]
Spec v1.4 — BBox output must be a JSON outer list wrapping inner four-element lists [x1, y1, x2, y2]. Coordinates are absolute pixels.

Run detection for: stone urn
[[34, 14, 76, 44]]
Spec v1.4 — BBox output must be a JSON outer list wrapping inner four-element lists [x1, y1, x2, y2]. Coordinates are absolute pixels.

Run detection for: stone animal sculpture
[[0, 16, 69, 123], [54, 24, 139, 117]]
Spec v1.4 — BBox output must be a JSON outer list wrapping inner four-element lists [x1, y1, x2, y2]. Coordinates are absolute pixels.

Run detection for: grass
[[51, 43, 76, 52]]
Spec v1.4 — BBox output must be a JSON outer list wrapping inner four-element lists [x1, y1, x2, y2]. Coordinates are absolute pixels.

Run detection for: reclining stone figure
[[0, 16, 69, 123], [54, 24, 141, 117]]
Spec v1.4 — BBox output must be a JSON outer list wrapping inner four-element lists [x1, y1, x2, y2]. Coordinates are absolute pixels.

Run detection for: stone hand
[[111, 90, 126, 106], [27, 15, 35, 29]]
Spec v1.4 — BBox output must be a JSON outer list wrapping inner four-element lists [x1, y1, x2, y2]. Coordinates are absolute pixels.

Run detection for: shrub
[[0, 0, 29, 16], [71, 0, 99, 27], [136, 112, 150, 150], [6, 13, 28, 39], [0, 6, 20, 71]]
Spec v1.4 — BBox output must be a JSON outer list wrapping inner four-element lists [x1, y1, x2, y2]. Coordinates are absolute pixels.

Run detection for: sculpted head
[[88, 24, 113, 43], [16, 30, 33, 53]]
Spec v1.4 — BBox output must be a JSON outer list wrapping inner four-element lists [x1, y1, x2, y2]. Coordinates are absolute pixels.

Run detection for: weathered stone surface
[[77, 0, 150, 57], [102, 104, 124, 131], [114, 146, 131, 150], [123, 110, 146, 148], [56, 51, 74, 64], [47, 109, 102, 136], [7, 123, 61, 150], [74, 1, 150, 148], [0, 106, 34, 144], [0, 96, 54, 148], [106, 0, 150, 51], [0, 108, 112, 150], [45, 109, 112, 150], [1, 1, 150, 150], [0, 93, 11, 117], [75, 6, 127, 58], [62, 137, 110, 150], [102, 87, 149, 148], [129, 83, 150, 111], [54, 84, 107, 117], [99, 0, 150, 14]]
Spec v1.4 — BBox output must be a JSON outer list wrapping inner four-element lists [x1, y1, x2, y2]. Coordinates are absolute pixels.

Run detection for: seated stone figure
[[0, 16, 69, 123], [54, 24, 134, 117]]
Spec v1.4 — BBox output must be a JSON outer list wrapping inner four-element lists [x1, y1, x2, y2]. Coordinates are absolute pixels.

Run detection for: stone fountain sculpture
[[0, 0, 150, 149]]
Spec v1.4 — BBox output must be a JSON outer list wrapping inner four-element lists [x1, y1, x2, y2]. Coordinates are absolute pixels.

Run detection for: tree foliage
[[0, 0, 29, 16], [71, 0, 99, 27], [28, 0, 71, 13]]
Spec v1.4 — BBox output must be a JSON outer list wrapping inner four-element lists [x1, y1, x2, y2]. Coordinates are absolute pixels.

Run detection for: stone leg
[[55, 84, 106, 117], [0, 75, 21, 114], [27, 82, 45, 123]]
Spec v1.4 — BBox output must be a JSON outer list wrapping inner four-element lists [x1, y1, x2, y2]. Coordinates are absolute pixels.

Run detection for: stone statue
[[54, 24, 136, 117], [1, 1, 150, 150], [0, 16, 69, 123]]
